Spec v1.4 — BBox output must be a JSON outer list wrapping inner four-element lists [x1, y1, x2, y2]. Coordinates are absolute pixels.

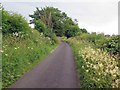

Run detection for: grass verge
[[2, 30, 58, 88]]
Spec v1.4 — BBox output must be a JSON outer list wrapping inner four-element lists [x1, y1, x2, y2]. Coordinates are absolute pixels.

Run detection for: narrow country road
[[9, 42, 79, 88]]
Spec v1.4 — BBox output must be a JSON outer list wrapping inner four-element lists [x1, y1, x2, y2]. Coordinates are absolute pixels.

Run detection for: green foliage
[[2, 10, 30, 35], [67, 37, 119, 88], [29, 6, 81, 38], [44, 30, 59, 44], [34, 20, 47, 32], [76, 33, 119, 57], [67, 33, 119, 87], [101, 35, 119, 55], [2, 9, 58, 88], [65, 25, 80, 38], [80, 28, 88, 33], [50, 33, 59, 44], [2, 30, 57, 88]]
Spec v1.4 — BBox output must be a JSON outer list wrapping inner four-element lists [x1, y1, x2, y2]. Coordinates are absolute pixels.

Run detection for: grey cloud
[[2, 2, 118, 35]]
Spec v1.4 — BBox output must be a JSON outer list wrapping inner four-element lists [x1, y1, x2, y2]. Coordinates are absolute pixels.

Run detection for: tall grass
[[2, 29, 57, 88]]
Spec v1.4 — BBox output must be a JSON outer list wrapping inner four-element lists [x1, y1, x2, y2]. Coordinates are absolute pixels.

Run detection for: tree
[[74, 19, 78, 25], [80, 28, 88, 33], [29, 6, 81, 37]]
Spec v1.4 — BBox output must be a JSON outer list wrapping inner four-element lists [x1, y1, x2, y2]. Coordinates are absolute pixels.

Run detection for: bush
[[50, 33, 59, 44], [102, 35, 119, 55], [34, 20, 47, 32], [77, 33, 119, 56], [34, 20, 59, 44], [65, 25, 80, 38], [2, 10, 30, 35]]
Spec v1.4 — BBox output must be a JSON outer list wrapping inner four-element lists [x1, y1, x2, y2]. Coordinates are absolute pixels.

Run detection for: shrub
[[34, 20, 47, 32], [77, 33, 119, 56], [65, 25, 80, 38], [102, 35, 119, 55], [2, 10, 30, 35]]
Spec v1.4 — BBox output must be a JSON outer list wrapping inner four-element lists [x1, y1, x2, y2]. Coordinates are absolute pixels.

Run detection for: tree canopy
[[29, 6, 81, 38]]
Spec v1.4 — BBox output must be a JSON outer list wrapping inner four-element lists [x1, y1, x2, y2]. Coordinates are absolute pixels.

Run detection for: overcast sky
[[2, 0, 119, 35]]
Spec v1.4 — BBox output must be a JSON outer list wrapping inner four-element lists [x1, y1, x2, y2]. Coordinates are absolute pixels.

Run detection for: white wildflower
[[82, 66, 84, 68], [15, 32, 18, 36], [0, 50, 4, 53], [14, 47, 17, 50], [98, 79, 100, 81], [99, 63, 103, 68], [86, 70, 89, 72], [5, 54, 8, 56]]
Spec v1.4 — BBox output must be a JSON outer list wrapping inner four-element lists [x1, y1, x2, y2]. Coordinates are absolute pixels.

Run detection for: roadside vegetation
[[2, 5, 119, 88], [29, 7, 88, 38], [2, 9, 58, 88], [2, 30, 57, 88], [67, 34, 120, 88]]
